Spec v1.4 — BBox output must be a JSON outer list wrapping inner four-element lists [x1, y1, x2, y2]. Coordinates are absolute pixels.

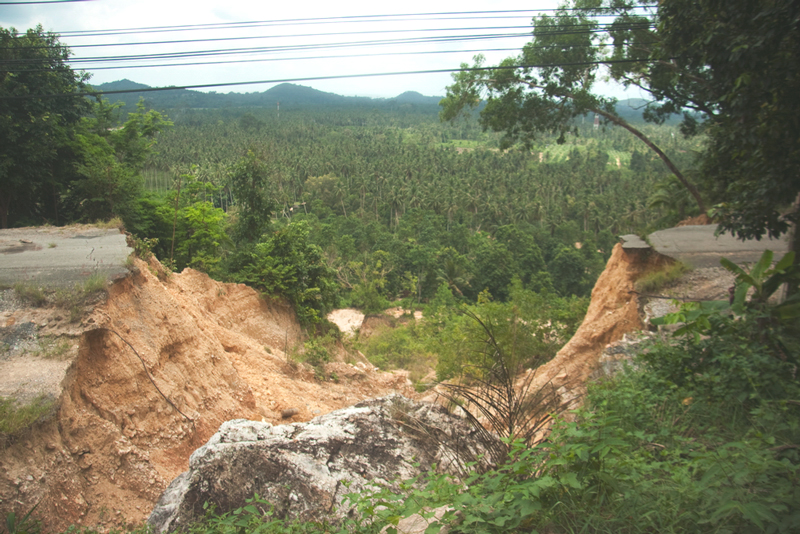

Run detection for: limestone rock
[[148, 395, 497, 533]]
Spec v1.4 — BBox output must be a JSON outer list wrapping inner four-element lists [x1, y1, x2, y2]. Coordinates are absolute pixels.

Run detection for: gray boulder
[[148, 395, 497, 533]]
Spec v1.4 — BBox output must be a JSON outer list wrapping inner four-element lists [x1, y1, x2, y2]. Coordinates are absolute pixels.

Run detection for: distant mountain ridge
[[90, 80, 443, 112], [91, 79, 675, 124]]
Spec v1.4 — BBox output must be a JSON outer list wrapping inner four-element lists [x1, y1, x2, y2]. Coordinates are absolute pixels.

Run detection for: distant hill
[[89, 80, 684, 125], [392, 91, 442, 106], [90, 80, 442, 114]]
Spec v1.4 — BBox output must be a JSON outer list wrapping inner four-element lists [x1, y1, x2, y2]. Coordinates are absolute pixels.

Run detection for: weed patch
[[291, 334, 337, 380], [33, 336, 72, 359], [0, 394, 56, 437], [635, 260, 690, 294], [12, 283, 47, 307], [93, 217, 123, 230]]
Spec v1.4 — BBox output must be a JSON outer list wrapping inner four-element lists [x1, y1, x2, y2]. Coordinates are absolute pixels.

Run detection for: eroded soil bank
[[0, 258, 412, 532], [2, 241, 739, 532]]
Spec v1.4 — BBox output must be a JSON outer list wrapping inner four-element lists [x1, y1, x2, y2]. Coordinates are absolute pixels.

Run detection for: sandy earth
[[0, 258, 413, 532], [524, 245, 743, 411], [326, 308, 364, 338]]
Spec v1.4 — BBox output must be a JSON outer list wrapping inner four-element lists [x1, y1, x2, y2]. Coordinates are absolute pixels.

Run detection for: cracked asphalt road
[[0, 225, 131, 288], [622, 224, 791, 267]]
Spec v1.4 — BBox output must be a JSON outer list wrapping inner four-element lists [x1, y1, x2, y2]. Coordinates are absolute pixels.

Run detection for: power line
[[2, 20, 653, 53], [10, 47, 525, 73], [50, 6, 658, 36], [9, 38, 658, 74], [7, 25, 538, 50], [1, 33, 537, 65], [0, 59, 665, 101], [1, 24, 653, 71], [0, 7, 660, 97], [0, 0, 93, 4]]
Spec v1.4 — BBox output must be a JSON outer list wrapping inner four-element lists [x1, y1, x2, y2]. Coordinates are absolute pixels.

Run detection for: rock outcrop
[[149, 395, 498, 534]]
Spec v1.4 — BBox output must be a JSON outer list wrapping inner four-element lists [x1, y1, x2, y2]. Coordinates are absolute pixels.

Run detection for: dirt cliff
[[527, 243, 673, 404], [0, 258, 412, 532]]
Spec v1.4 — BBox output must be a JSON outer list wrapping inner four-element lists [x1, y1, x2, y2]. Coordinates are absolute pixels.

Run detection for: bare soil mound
[[326, 308, 364, 338], [0, 258, 412, 532]]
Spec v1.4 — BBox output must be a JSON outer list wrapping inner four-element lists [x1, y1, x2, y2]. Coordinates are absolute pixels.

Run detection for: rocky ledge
[[148, 395, 498, 533]]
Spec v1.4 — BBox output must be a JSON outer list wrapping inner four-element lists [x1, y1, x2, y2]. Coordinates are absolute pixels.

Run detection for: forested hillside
[[124, 103, 698, 314]]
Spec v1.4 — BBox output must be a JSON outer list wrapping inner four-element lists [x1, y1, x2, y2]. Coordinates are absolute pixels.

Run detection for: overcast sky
[[1, 0, 644, 99]]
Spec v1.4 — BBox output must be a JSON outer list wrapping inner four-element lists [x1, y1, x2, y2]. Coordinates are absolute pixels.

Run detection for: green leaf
[[772, 251, 795, 273], [750, 250, 774, 281], [720, 257, 746, 277], [559, 472, 582, 489], [518, 499, 541, 517]]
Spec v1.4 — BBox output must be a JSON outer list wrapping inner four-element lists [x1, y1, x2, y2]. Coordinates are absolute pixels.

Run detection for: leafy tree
[[0, 25, 90, 227], [228, 150, 277, 244], [68, 99, 171, 224], [170, 171, 229, 274], [234, 221, 337, 324], [434, 246, 472, 298], [439, 3, 706, 214], [654, 0, 800, 243], [344, 250, 394, 314], [548, 245, 592, 297], [468, 232, 516, 301]]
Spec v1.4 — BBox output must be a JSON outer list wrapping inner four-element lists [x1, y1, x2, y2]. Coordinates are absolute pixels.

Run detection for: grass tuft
[[0, 394, 56, 437], [13, 283, 47, 306], [635, 260, 690, 294]]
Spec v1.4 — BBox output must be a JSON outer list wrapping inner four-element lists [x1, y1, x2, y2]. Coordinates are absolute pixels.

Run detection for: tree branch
[[513, 78, 707, 214], [591, 106, 706, 213]]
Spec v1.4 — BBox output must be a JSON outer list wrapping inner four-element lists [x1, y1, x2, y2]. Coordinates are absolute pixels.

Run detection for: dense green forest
[[122, 103, 699, 317]]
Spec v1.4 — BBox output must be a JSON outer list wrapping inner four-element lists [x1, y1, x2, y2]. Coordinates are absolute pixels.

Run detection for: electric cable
[[0, 58, 671, 101]]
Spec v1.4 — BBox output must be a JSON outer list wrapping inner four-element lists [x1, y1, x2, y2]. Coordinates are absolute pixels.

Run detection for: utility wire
[[5, 47, 526, 73], [2, 21, 653, 53], [1, 24, 653, 69], [49, 6, 659, 36], [0, 0, 93, 4], [9, 39, 658, 74], [0, 33, 541, 64], [9, 25, 539, 50], [0, 58, 666, 101], [0, 8, 658, 95]]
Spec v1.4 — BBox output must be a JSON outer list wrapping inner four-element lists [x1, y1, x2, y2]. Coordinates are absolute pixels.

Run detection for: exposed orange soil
[[676, 214, 714, 226], [528, 243, 672, 403], [0, 258, 412, 532]]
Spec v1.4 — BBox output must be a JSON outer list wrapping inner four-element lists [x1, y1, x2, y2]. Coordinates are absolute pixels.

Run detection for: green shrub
[[356, 321, 435, 386]]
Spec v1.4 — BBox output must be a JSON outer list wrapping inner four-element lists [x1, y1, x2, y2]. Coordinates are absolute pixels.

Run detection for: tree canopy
[[656, 0, 800, 241], [441, 0, 800, 240], [0, 25, 90, 227], [439, 2, 706, 214]]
